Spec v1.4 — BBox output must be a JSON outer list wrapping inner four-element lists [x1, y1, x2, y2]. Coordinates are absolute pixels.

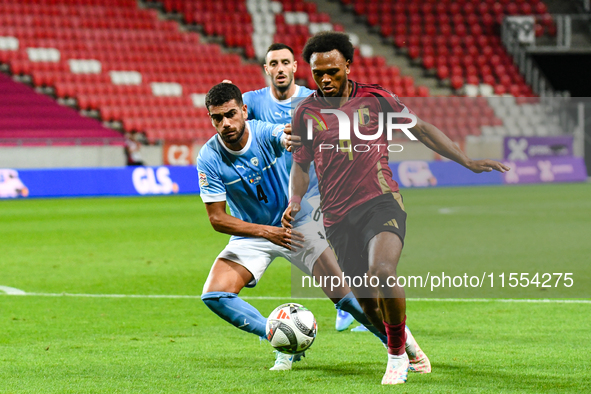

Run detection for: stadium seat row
[[31, 72, 256, 88], [347, 0, 544, 96], [0, 27, 195, 42], [0, 73, 124, 146], [100, 106, 208, 121], [0, 3, 154, 17], [0, 0, 269, 143], [0, 0, 137, 6]]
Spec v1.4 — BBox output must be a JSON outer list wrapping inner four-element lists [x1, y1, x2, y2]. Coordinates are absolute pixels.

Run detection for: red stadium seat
[[437, 65, 450, 79], [451, 75, 464, 90], [423, 55, 435, 70], [408, 46, 421, 60]]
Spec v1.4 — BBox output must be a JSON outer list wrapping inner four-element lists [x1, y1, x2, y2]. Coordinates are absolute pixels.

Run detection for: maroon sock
[[384, 316, 407, 356]]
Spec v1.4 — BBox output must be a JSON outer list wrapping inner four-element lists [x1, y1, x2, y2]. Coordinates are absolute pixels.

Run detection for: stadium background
[[1, 0, 590, 392]]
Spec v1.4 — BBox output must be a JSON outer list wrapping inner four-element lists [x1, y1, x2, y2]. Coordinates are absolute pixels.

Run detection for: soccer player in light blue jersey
[[198, 83, 387, 371], [242, 43, 355, 331]]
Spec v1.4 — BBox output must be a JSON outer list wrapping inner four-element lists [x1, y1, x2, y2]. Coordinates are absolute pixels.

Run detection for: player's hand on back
[[222, 79, 233, 84], [466, 159, 510, 173], [263, 225, 304, 251]]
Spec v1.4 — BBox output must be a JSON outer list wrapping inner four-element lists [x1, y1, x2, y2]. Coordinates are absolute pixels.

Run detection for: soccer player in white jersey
[[242, 43, 355, 331], [198, 83, 389, 371]]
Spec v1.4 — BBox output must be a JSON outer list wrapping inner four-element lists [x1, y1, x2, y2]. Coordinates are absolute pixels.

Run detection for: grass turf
[[1, 183, 590, 392]]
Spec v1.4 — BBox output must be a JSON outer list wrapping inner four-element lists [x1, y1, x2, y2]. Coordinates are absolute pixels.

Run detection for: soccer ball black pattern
[[265, 303, 317, 354]]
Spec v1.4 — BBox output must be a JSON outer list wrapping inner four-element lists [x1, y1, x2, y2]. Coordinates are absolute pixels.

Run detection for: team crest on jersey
[[250, 157, 259, 166], [199, 172, 209, 187], [357, 107, 370, 125]]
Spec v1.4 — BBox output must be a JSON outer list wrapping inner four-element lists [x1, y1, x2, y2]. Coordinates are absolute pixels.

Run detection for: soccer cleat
[[270, 351, 294, 371], [351, 325, 369, 332], [269, 351, 304, 371], [405, 326, 431, 374], [335, 309, 355, 331], [381, 352, 409, 385]]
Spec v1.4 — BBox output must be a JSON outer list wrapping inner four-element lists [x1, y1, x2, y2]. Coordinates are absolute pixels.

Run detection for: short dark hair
[[205, 83, 243, 110], [302, 31, 354, 64], [266, 43, 295, 58]]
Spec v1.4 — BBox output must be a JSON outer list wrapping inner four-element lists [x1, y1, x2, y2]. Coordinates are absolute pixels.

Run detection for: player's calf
[[201, 292, 267, 337], [335, 291, 387, 345]]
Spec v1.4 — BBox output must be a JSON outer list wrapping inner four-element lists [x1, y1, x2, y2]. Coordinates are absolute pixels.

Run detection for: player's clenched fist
[[281, 123, 301, 152]]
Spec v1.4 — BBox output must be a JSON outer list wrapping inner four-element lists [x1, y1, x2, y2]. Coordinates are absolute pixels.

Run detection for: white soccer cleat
[[381, 352, 409, 385], [270, 351, 294, 371], [269, 351, 304, 371], [405, 326, 431, 374], [335, 309, 355, 331]]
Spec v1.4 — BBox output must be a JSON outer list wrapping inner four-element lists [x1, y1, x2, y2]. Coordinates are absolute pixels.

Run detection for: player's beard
[[220, 120, 246, 144], [334, 79, 348, 97], [273, 73, 292, 93]]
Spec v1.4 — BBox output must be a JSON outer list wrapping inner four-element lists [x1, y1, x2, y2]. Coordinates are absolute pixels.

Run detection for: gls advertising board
[[0, 159, 587, 199], [0, 166, 199, 198]]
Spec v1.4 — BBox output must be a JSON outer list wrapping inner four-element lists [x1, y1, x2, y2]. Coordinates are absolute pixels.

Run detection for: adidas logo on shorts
[[383, 219, 399, 228]]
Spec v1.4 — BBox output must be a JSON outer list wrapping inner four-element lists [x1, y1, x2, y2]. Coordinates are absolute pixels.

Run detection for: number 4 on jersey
[[256, 184, 268, 203]]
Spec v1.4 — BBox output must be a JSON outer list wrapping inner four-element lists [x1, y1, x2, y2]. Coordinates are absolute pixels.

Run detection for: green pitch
[[1, 183, 590, 393]]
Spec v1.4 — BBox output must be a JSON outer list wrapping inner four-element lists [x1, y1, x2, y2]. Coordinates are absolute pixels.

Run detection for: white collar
[[217, 123, 252, 156], [269, 85, 300, 104]]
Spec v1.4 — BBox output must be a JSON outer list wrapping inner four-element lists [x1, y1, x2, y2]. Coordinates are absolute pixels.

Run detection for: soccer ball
[[266, 303, 317, 354]]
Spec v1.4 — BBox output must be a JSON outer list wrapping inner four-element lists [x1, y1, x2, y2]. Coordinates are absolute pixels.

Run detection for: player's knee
[[201, 291, 236, 311], [202, 268, 247, 294], [201, 291, 218, 309], [368, 260, 397, 281]]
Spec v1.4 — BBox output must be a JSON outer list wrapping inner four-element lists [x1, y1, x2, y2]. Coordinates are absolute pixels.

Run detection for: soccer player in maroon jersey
[[282, 31, 510, 385]]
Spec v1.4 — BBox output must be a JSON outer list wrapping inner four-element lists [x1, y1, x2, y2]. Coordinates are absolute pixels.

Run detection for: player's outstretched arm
[[409, 117, 510, 173], [282, 161, 310, 228], [205, 201, 303, 251]]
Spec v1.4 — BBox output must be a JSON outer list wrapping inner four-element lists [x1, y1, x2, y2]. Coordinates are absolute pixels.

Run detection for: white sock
[[388, 352, 408, 361]]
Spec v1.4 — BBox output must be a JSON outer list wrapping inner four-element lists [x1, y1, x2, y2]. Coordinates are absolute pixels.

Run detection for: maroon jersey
[[292, 81, 414, 227]]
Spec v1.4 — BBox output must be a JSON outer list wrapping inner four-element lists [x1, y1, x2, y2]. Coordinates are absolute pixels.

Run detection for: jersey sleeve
[[372, 89, 415, 123], [256, 120, 285, 157], [196, 149, 226, 203], [291, 102, 314, 165]]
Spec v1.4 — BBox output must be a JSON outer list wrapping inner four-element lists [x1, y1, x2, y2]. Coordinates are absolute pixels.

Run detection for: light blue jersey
[[243, 84, 314, 123], [197, 120, 313, 239], [243, 85, 320, 199]]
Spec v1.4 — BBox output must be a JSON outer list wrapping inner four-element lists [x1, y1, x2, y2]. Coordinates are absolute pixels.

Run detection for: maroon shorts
[[325, 192, 406, 278]]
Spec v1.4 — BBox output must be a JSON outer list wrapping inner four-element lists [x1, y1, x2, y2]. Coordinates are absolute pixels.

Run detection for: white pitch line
[[0, 292, 590, 304], [0, 286, 26, 295]]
